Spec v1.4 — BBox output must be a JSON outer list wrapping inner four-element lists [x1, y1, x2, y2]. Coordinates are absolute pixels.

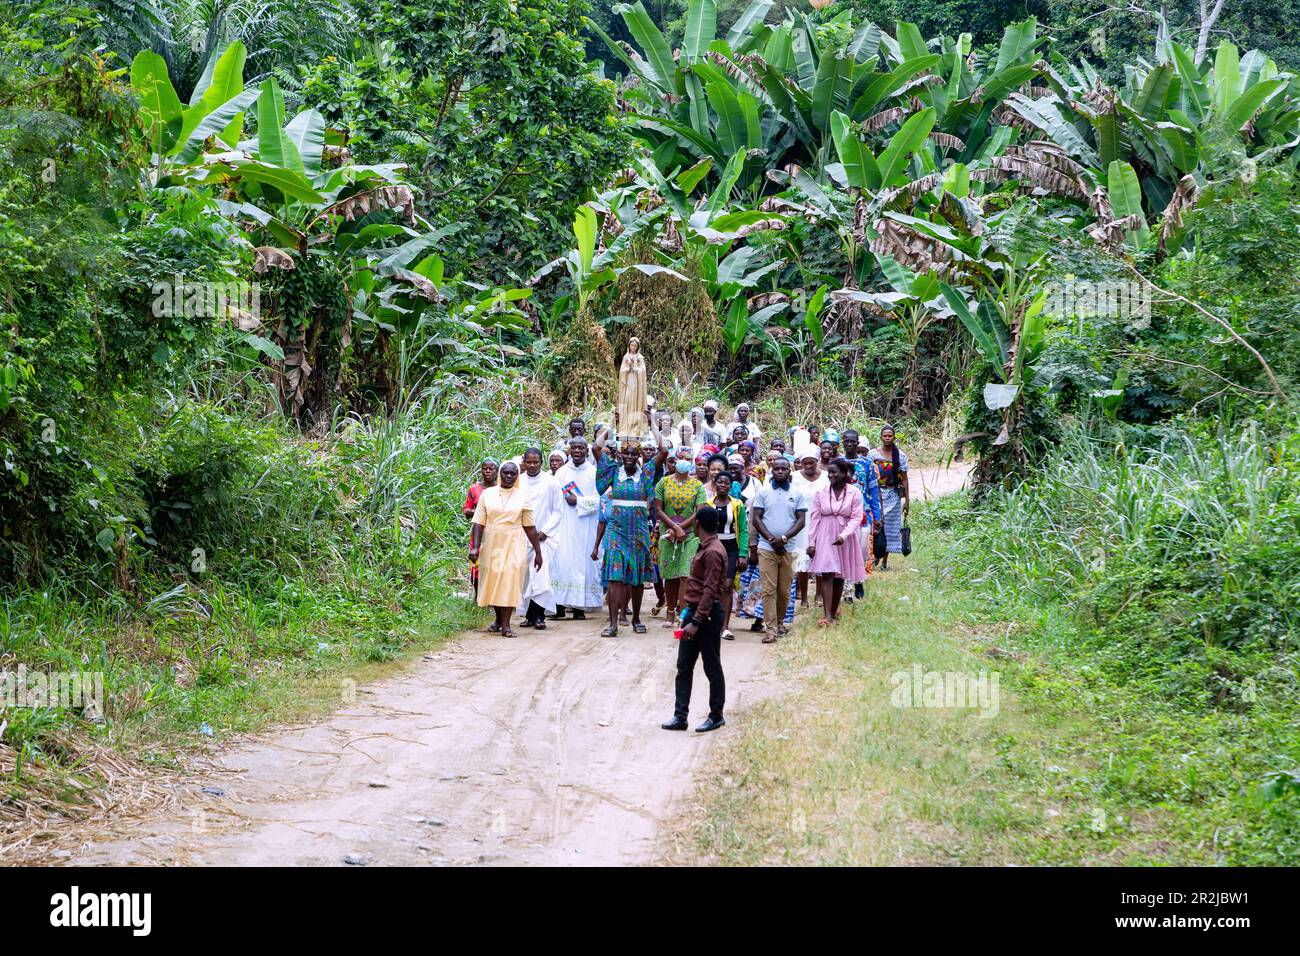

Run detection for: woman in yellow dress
[[470, 461, 544, 638]]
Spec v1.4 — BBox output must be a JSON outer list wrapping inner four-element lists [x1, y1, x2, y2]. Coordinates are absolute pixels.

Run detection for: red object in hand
[[673, 628, 684, 640]]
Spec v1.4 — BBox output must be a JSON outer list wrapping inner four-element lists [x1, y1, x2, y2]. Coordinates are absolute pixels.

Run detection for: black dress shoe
[[695, 716, 726, 733], [749, 617, 764, 632], [661, 717, 688, 731], [571, 610, 587, 620]]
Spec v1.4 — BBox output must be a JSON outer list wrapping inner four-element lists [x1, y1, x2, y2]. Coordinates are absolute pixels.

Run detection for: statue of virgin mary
[[616, 337, 648, 441]]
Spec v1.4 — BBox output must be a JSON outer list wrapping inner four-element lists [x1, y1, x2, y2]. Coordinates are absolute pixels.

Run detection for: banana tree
[[1024, 37, 1298, 255], [602, 3, 962, 192], [940, 252, 1049, 456], [132, 41, 261, 180], [132, 45, 516, 419], [530, 205, 690, 330], [831, 256, 952, 411]]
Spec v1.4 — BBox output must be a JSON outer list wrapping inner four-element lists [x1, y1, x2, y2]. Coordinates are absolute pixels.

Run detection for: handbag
[[873, 527, 887, 559], [901, 524, 912, 556]]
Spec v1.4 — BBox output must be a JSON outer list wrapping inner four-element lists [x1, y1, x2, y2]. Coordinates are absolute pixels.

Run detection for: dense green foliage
[[303, 0, 631, 271]]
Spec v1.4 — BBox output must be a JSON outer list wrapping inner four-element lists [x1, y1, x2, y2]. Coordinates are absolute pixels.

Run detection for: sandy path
[[68, 618, 776, 867], [55, 462, 970, 867], [909, 458, 971, 501]]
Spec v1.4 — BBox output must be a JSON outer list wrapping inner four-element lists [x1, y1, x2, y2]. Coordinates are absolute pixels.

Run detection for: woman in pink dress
[[805, 458, 866, 626]]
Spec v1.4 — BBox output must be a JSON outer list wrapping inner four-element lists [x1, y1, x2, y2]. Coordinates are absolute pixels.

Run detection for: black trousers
[[674, 601, 725, 721]]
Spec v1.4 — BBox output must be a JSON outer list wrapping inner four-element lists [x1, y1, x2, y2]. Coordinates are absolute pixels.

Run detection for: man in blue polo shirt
[[748, 457, 807, 644]]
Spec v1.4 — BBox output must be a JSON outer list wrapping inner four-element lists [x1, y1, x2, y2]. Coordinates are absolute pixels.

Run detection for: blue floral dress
[[596, 457, 657, 586], [869, 447, 909, 553]]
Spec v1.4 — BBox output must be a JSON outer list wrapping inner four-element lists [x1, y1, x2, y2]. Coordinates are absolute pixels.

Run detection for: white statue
[[616, 337, 648, 440]]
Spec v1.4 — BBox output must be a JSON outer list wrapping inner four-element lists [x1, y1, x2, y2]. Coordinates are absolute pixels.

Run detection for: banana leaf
[[683, 0, 717, 62]]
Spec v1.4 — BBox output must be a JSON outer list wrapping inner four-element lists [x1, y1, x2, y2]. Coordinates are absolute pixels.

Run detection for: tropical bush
[[956, 417, 1300, 701]]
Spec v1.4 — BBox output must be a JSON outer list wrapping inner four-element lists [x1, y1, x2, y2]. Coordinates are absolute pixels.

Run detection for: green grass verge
[[684, 499, 1299, 866], [1, 567, 484, 779]]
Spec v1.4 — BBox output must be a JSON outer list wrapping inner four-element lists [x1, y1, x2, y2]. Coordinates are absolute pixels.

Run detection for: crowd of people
[[463, 401, 911, 730]]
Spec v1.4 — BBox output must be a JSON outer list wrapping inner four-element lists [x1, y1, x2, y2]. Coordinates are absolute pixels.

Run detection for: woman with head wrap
[[686, 407, 705, 451], [869, 425, 910, 569], [678, 419, 695, 453], [694, 451, 712, 484], [591, 414, 669, 637], [470, 462, 543, 638], [737, 440, 757, 470], [725, 423, 751, 456], [724, 402, 762, 444], [791, 446, 828, 608], [644, 440, 669, 616]]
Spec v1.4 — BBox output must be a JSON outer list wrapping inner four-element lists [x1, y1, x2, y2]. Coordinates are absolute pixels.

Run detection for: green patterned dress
[[654, 474, 707, 579]]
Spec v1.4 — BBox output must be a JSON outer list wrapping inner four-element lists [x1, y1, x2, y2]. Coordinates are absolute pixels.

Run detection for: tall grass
[[922, 416, 1300, 863], [958, 417, 1299, 664]]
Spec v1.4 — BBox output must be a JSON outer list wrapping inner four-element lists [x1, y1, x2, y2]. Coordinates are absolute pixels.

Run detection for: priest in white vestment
[[540, 436, 604, 618], [516, 448, 556, 627]]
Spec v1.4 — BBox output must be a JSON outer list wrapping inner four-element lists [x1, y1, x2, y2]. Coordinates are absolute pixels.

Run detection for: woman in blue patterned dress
[[593, 420, 669, 637], [869, 425, 910, 570]]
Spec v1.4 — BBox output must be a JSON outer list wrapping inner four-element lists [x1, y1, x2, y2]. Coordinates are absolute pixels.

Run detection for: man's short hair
[[694, 505, 720, 534]]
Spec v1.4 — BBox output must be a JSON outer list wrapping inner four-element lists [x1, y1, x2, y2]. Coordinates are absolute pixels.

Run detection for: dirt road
[[54, 462, 971, 867]]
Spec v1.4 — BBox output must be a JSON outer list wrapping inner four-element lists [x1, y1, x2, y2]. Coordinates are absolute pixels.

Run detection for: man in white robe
[[541, 436, 604, 619], [516, 448, 557, 627]]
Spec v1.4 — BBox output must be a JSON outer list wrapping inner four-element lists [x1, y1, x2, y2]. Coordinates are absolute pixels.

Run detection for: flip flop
[[632, 622, 647, 634], [722, 630, 735, 641], [486, 623, 502, 633], [502, 629, 517, 639], [600, 626, 618, 638]]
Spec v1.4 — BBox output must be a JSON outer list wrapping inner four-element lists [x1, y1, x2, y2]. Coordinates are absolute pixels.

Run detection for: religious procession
[[464, 339, 911, 733]]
